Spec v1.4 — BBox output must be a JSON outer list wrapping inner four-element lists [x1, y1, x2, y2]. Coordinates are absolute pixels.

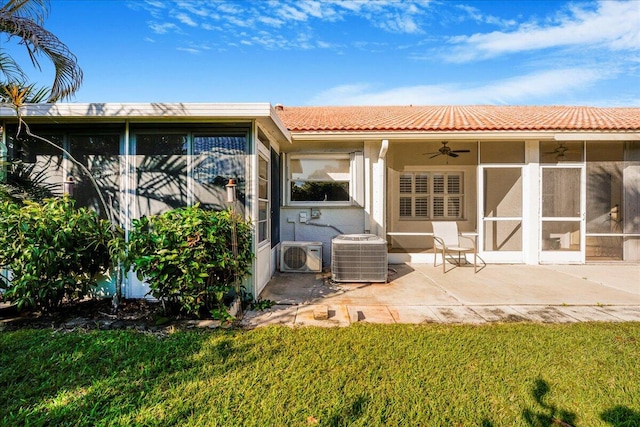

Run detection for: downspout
[[375, 140, 389, 237], [379, 139, 389, 159]]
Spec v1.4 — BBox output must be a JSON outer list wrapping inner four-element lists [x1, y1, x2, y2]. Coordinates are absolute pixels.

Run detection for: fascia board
[[0, 102, 275, 120], [554, 132, 640, 141], [289, 131, 557, 142], [0, 102, 292, 143], [289, 130, 640, 142]]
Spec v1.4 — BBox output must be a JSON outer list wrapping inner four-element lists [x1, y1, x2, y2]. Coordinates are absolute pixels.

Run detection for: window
[[135, 134, 189, 217], [288, 153, 360, 204], [131, 127, 249, 218], [192, 133, 247, 210], [257, 155, 269, 243], [70, 135, 121, 220], [399, 172, 464, 219]]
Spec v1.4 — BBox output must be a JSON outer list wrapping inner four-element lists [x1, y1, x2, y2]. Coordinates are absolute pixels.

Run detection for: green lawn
[[1, 323, 638, 426]]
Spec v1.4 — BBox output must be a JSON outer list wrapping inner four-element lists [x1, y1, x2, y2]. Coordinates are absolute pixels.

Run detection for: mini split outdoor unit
[[331, 234, 388, 282], [280, 241, 323, 273]]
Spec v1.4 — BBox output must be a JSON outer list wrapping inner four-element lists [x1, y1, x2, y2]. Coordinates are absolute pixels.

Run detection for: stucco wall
[[279, 207, 365, 268]]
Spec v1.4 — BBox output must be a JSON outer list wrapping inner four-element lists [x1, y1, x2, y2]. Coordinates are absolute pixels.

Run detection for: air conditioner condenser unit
[[280, 241, 323, 273], [331, 234, 388, 282]]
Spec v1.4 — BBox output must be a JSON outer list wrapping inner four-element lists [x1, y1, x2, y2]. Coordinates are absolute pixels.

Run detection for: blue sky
[[4, 0, 640, 106]]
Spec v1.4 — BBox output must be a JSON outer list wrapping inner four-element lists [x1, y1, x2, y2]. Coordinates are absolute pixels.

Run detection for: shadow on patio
[[242, 263, 640, 327]]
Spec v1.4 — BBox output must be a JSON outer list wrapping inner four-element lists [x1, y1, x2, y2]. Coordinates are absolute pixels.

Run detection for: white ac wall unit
[[280, 241, 323, 273], [331, 234, 388, 282]]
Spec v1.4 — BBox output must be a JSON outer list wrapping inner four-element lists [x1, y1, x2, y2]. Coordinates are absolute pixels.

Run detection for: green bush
[[0, 197, 115, 312], [126, 206, 253, 318]]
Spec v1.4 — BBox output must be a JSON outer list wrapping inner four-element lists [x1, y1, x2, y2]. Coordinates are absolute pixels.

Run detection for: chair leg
[[442, 248, 446, 273], [434, 246, 437, 268], [473, 250, 477, 273]]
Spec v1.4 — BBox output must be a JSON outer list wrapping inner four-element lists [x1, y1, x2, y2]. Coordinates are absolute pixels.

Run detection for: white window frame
[[398, 171, 465, 220], [286, 152, 363, 206], [257, 149, 270, 246]]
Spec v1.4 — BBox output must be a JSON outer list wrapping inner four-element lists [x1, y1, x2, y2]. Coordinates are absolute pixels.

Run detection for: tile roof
[[275, 105, 640, 132]]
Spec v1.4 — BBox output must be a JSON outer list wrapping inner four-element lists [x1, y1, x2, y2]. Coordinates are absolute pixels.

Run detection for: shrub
[[126, 206, 253, 318], [0, 197, 114, 312], [0, 161, 58, 204]]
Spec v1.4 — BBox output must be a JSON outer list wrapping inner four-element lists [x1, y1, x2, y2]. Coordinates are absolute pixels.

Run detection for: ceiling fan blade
[[429, 153, 441, 159], [448, 152, 459, 157], [422, 151, 439, 155], [451, 149, 470, 153]]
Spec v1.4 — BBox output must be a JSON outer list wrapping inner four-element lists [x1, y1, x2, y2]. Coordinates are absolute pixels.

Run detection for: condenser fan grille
[[283, 246, 307, 270]]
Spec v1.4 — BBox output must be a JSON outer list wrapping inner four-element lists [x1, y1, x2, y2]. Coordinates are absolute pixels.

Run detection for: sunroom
[[0, 103, 291, 298]]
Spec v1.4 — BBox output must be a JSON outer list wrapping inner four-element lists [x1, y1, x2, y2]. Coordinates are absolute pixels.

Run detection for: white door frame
[[478, 165, 525, 263], [539, 164, 586, 263], [254, 139, 271, 296]]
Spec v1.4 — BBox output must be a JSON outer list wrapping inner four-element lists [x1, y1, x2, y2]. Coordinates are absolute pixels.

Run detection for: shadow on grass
[[0, 330, 261, 426], [325, 395, 368, 427], [522, 378, 578, 427], [601, 406, 640, 427]]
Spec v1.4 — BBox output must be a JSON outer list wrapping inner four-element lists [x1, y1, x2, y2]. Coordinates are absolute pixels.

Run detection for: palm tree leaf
[[0, 51, 25, 81], [0, 13, 83, 101], [0, 0, 48, 24]]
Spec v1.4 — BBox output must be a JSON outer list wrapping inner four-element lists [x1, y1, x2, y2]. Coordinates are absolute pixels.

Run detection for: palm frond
[[0, 0, 48, 24], [0, 13, 82, 101], [0, 81, 49, 104], [0, 51, 25, 81]]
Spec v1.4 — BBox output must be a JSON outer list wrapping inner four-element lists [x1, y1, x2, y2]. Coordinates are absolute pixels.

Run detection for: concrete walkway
[[241, 263, 640, 327]]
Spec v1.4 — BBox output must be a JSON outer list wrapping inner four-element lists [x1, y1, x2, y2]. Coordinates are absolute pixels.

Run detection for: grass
[[1, 323, 639, 426]]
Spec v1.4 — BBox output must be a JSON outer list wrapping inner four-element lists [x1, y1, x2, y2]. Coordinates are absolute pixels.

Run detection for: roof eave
[[0, 102, 292, 143], [288, 130, 640, 142]]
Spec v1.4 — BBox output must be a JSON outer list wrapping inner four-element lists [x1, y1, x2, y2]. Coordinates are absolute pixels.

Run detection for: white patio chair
[[432, 222, 477, 273]]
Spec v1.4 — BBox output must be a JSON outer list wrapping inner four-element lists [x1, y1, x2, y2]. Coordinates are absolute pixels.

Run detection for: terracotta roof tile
[[275, 105, 640, 132]]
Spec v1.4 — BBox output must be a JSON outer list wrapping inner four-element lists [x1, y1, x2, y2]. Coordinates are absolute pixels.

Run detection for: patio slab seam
[[412, 265, 464, 305]]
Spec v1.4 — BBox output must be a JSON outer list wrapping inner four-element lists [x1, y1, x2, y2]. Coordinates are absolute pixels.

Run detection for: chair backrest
[[432, 222, 459, 248]]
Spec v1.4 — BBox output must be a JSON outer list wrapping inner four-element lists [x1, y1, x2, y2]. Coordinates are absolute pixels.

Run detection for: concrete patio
[[241, 263, 640, 327]]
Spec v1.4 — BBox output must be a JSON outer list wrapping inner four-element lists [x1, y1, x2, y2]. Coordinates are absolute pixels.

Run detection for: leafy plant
[[251, 297, 275, 311], [126, 205, 253, 318], [0, 197, 116, 312], [0, 160, 59, 204]]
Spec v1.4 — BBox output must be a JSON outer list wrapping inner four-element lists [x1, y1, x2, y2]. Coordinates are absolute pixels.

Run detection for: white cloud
[[143, 1, 166, 9], [377, 14, 420, 34], [177, 47, 201, 54], [455, 5, 516, 28], [175, 1, 210, 17], [277, 4, 311, 22], [257, 16, 285, 27], [447, 0, 640, 62], [148, 22, 178, 34], [141, 0, 435, 52], [175, 12, 197, 27], [308, 68, 612, 105], [217, 3, 244, 15], [298, 1, 338, 20]]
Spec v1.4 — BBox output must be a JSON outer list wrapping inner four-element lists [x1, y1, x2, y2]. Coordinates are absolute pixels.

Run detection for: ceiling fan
[[544, 143, 570, 160], [423, 141, 470, 159]]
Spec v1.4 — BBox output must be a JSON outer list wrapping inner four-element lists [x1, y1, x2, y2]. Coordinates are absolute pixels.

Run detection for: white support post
[[524, 140, 540, 265]]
